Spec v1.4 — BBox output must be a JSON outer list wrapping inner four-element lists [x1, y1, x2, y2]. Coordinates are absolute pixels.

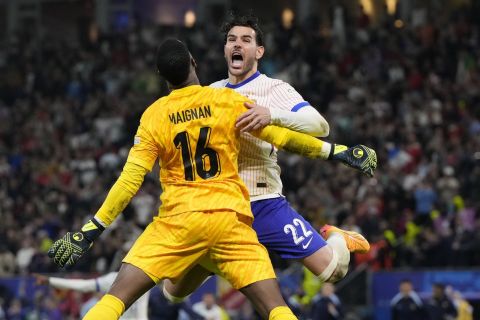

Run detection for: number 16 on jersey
[[174, 126, 221, 181]]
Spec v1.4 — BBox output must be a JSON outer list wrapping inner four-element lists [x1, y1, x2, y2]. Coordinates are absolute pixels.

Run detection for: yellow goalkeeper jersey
[[126, 85, 253, 218]]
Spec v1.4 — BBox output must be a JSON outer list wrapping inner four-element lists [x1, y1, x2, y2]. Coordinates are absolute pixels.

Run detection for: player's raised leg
[[301, 245, 345, 281], [83, 263, 155, 319], [250, 197, 355, 283]]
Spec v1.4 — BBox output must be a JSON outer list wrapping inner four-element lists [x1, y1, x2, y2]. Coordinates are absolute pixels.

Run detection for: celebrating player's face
[[225, 26, 264, 79]]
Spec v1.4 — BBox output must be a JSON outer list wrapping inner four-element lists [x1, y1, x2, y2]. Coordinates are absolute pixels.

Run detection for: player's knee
[[318, 248, 350, 283], [162, 283, 187, 303], [328, 264, 349, 283], [327, 249, 350, 283]]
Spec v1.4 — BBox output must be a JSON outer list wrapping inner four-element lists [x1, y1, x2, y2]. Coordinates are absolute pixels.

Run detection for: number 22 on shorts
[[284, 218, 313, 249]]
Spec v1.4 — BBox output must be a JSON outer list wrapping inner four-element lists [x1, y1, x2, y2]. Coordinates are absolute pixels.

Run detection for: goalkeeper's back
[[128, 84, 255, 218]]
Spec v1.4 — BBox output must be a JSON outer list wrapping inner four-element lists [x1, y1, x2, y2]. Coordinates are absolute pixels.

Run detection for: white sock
[[318, 248, 339, 281], [325, 232, 350, 281]]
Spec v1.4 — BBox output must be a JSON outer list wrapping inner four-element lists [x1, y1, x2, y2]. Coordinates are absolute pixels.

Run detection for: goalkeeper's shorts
[[123, 210, 275, 290]]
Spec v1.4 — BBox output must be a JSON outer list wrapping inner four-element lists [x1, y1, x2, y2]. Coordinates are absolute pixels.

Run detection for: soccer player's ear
[[255, 46, 264, 60], [191, 57, 198, 69]]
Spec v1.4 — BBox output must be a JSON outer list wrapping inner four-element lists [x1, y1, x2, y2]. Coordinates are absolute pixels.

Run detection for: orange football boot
[[320, 225, 370, 253]]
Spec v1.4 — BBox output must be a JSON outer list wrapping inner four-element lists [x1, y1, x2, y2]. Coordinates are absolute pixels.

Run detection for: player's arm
[[237, 102, 329, 137], [48, 115, 159, 268], [34, 273, 99, 293], [251, 125, 377, 177], [47, 161, 149, 268], [270, 104, 329, 137], [236, 81, 329, 137]]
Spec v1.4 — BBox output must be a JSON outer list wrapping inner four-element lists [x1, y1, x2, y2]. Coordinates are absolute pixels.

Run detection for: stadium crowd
[[0, 4, 479, 319]]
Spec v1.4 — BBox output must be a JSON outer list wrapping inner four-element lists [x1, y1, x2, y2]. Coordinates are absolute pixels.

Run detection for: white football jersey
[[211, 71, 310, 200]]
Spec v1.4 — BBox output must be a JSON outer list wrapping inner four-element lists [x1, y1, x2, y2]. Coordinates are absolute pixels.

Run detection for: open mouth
[[231, 52, 244, 68]]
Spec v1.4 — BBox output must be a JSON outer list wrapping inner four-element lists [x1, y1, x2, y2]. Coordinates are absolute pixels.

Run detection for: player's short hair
[[221, 12, 264, 46], [156, 39, 191, 86]]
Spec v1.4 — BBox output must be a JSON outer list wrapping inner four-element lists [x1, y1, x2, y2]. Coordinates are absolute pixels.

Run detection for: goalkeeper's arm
[[251, 125, 377, 177], [48, 162, 148, 268]]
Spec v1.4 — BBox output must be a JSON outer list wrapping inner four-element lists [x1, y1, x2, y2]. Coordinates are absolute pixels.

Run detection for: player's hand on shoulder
[[236, 102, 271, 133], [329, 144, 377, 177]]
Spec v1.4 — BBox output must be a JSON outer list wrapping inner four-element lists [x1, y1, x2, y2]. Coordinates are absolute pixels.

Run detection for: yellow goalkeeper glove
[[48, 218, 104, 268], [329, 144, 377, 177]]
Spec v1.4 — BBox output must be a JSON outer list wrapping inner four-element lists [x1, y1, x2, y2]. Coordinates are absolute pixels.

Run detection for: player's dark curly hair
[[221, 12, 264, 46], [156, 39, 191, 86]]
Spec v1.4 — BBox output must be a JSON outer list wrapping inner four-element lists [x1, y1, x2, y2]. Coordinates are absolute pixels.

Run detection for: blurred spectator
[[309, 283, 343, 320], [413, 180, 437, 226], [6, 298, 25, 320], [354, 232, 392, 270], [0, 245, 16, 276], [425, 283, 457, 320], [390, 279, 424, 320], [287, 287, 308, 316], [43, 296, 63, 320], [192, 293, 223, 320], [24, 291, 63, 320], [452, 291, 473, 320], [149, 289, 202, 320], [445, 287, 474, 320], [15, 237, 36, 274]]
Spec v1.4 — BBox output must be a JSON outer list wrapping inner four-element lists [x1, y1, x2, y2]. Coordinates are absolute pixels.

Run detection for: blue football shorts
[[251, 197, 327, 259]]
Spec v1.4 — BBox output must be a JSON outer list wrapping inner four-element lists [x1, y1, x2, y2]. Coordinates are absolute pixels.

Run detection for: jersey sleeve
[[94, 161, 148, 226], [252, 125, 331, 159], [270, 81, 310, 112], [126, 112, 159, 171], [269, 105, 330, 137], [48, 277, 97, 293]]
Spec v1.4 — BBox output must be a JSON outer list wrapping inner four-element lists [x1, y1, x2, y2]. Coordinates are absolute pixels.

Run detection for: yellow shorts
[[123, 211, 276, 289]]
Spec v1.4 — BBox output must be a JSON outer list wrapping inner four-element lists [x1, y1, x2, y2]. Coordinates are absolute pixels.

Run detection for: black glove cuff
[[91, 217, 106, 231], [82, 218, 105, 242], [328, 143, 336, 160]]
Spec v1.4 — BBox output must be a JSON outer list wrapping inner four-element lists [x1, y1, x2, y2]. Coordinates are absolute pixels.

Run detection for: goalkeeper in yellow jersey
[[48, 39, 377, 320]]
